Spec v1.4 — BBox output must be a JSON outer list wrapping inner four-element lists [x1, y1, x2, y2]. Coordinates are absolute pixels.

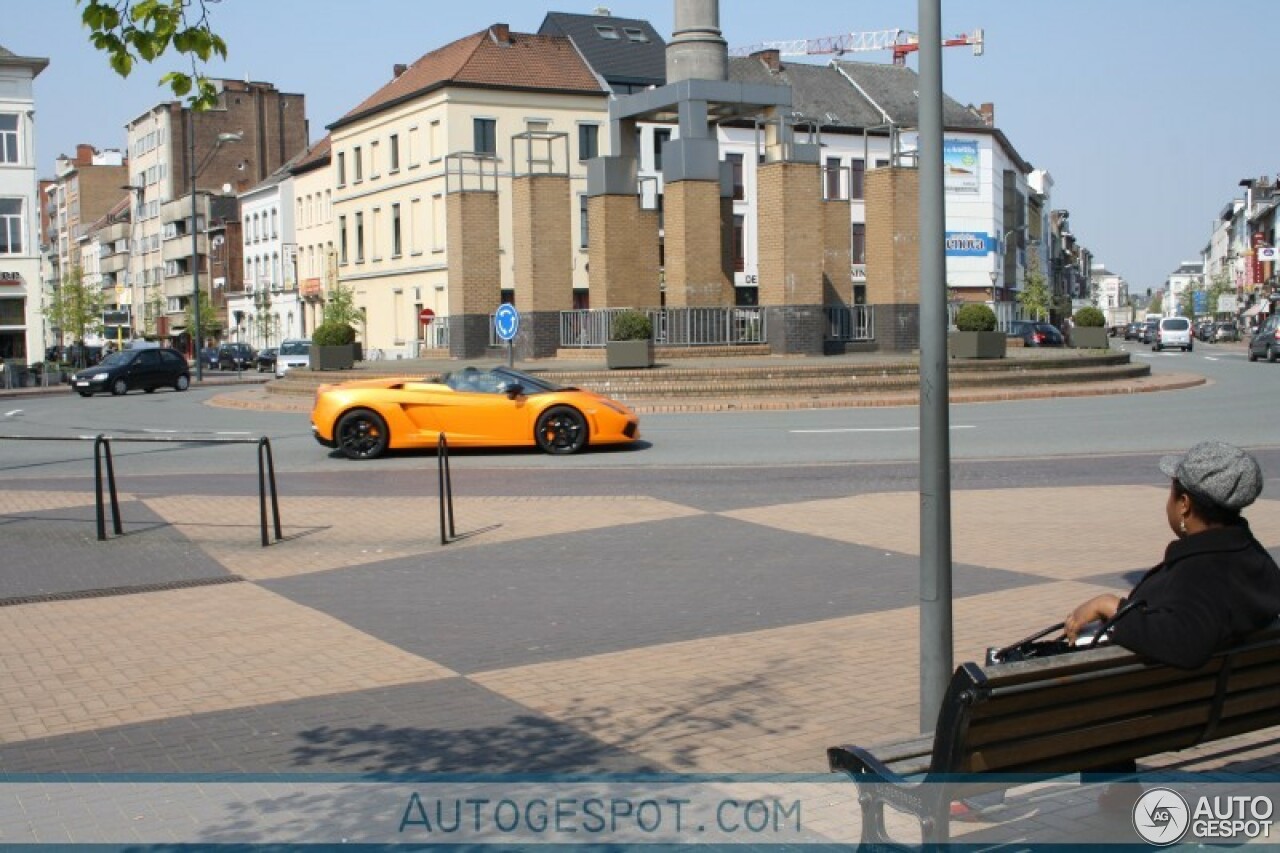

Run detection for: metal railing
[[558, 307, 768, 348], [947, 301, 1026, 332], [824, 305, 876, 341], [0, 434, 282, 546]]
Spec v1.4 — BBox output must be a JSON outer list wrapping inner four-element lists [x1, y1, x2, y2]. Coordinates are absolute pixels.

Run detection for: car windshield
[[439, 366, 566, 394], [97, 351, 134, 367], [279, 341, 310, 355]]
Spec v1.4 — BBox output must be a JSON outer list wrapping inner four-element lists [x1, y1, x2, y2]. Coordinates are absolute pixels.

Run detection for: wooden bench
[[828, 622, 1280, 846]]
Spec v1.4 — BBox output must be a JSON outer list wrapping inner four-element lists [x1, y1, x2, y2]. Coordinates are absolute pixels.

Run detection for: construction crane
[[731, 28, 984, 66]]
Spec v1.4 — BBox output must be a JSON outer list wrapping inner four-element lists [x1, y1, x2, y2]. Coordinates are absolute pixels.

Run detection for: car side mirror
[[504, 382, 524, 399]]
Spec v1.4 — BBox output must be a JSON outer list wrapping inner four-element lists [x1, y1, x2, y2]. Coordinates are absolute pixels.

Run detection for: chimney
[[667, 0, 728, 84], [75, 143, 96, 164], [978, 102, 995, 127], [752, 49, 782, 73], [490, 23, 511, 44], [392, 63, 407, 79]]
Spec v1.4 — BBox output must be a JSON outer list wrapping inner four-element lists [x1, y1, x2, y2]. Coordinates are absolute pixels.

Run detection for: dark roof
[[0, 43, 49, 75], [832, 60, 988, 129], [539, 12, 666, 91], [330, 26, 606, 130], [290, 135, 331, 176], [728, 57, 884, 130]]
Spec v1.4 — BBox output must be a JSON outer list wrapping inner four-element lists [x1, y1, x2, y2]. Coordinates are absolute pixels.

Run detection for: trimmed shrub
[[1073, 306, 1106, 328], [312, 322, 356, 346], [955, 303, 997, 332], [610, 310, 653, 341]]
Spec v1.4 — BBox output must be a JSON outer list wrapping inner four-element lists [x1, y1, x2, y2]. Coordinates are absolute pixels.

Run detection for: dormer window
[[623, 27, 649, 43], [595, 25, 619, 39]]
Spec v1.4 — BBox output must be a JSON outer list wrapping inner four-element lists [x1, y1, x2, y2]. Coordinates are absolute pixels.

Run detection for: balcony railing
[[557, 307, 767, 348]]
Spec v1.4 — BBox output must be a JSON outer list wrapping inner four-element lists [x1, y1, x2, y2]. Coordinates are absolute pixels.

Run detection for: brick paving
[[1, 453, 1279, 845]]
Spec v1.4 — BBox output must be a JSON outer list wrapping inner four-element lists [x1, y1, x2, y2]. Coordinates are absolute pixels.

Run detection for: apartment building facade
[[0, 44, 48, 362], [123, 80, 307, 350], [289, 136, 334, 338]]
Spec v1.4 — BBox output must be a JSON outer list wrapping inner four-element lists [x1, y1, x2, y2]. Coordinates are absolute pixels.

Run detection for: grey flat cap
[[1160, 441, 1264, 512]]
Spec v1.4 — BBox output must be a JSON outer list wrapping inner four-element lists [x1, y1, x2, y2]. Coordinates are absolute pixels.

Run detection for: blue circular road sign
[[494, 304, 520, 341]]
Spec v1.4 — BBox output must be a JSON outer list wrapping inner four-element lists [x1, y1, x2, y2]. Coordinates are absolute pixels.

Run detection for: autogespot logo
[[1133, 787, 1190, 845]]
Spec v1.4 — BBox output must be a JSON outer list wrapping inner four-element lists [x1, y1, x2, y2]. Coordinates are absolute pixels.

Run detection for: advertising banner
[[944, 231, 995, 256], [943, 140, 980, 193]]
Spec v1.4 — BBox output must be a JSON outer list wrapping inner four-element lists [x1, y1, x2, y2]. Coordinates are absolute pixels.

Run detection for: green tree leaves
[[78, 0, 227, 110], [42, 268, 106, 345], [1017, 252, 1052, 322]]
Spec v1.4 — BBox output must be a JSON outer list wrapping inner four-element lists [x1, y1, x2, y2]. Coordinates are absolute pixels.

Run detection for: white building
[[227, 161, 302, 349], [1165, 260, 1204, 318], [1089, 263, 1128, 323], [0, 44, 48, 362]]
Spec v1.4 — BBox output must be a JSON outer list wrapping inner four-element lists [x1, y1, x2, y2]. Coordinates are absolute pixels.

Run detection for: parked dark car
[[216, 342, 256, 371], [1212, 322, 1240, 343], [1008, 321, 1065, 347], [199, 346, 219, 370], [72, 348, 190, 396], [1123, 322, 1143, 341], [257, 347, 278, 373], [1139, 321, 1158, 344], [1247, 314, 1280, 362], [1195, 320, 1215, 342]]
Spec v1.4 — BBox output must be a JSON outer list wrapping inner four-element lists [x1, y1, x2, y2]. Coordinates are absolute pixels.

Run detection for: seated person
[[1066, 441, 1280, 670]]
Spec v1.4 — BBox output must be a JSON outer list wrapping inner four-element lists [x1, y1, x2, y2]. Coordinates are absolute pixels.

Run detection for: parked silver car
[[274, 339, 312, 378]]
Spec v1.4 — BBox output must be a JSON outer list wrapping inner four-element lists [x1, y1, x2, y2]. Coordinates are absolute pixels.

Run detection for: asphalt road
[[0, 339, 1273, 484]]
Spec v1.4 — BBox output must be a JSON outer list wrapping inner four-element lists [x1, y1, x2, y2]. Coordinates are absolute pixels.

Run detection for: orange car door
[[396, 382, 447, 438], [434, 388, 529, 444]]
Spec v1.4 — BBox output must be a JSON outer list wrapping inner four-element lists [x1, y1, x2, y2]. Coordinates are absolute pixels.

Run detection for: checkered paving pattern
[[2, 472, 1279, 844]]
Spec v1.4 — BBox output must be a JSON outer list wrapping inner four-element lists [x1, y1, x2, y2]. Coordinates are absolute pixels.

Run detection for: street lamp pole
[[189, 114, 242, 382]]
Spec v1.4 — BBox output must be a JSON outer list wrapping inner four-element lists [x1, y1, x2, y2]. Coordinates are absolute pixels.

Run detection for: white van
[[274, 339, 312, 378], [1153, 317, 1193, 352]]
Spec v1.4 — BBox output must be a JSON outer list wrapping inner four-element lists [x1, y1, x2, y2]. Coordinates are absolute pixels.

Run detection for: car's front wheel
[[111, 378, 128, 396], [336, 409, 390, 460], [1249, 347, 1259, 362], [535, 405, 588, 455], [1270, 346, 1278, 364], [77, 390, 93, 398], [175, 374, 190, 391]]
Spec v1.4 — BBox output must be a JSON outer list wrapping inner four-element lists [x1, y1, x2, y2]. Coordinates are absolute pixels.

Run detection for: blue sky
[[4, 0, 1277, 292]]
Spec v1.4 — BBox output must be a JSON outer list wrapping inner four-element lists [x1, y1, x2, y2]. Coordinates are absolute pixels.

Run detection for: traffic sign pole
[[493, 304, 520, 369]]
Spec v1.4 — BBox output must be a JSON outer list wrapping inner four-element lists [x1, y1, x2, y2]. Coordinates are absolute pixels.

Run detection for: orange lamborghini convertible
[[311, 365, 640, 459]]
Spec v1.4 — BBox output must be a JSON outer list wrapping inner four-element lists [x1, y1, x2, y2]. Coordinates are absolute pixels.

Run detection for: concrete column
[[512, 174, 571, 358], [446, 189, 501, 359], [757, 160, 824, 355], [865, 166, 921, 351], [664, 180, 729, 307], [587, 195, 661, 308]]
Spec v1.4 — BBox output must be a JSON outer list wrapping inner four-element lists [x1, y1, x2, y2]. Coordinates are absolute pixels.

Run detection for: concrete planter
[[1070, 327, 1109, 349], [606, 339, 654, 369], [309, 345, 356, 371], [949, 330, 1007, 359]]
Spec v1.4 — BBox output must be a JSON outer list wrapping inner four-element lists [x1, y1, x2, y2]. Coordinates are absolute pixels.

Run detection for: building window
[[410, 197, 422, 254], [851, 159, 865, 199], [271, 209, 278, 238], [429, 121, 441, 161], [623, 27, 649, 43], [825, 157, 842, 200], [595, 24, 619, 39], [579, 194, 589, 249], [0, 199, 23, 254], [353, 146, 363, 182], [653, 129, 671, 171], [473, 118, 496, 156], [371, 208, 381, 259], [389, 134, 400, 171], [733, 214, 745, 272], [370, 140, 380, 178], [355, 211, 364, 261], [338, 215, 348, 263], [851, 223, 866, 264], [875, 159, 889, 169], [391, 203, 402, 256], [431, 194, 445, 250], [407, 127, 419, 168], [336, 151, 346, 186], [0, 115, 18, 164], [727, 153, 745, 200], [578, 124, 599, 161]]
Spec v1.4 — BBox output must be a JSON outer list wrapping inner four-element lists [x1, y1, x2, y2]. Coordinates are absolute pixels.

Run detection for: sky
[[3, 0, 1277, 292]]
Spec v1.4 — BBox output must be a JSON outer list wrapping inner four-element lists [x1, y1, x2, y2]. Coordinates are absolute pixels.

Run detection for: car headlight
[[600, 400, 632, 416], [92, 372, 109, 381]]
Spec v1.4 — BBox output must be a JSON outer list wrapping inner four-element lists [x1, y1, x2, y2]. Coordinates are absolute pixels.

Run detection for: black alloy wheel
[[336, 409, 390, 460], [535, 405, 588, 455]]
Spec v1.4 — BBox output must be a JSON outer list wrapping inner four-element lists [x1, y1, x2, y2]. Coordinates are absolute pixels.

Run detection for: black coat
[[1111, 522, 1280, 669]]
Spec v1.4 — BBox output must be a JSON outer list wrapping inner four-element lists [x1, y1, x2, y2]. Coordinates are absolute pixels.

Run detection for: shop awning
[[1243, 303, 1267, 317]]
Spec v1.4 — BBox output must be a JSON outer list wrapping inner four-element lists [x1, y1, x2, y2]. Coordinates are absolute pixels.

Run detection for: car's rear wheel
[[1270, 345, 1278, 364], [535, 405, 588, 455], [336, 408, 390, 460], [111, 378, 128, 396], [175, 374, 190, 391], [1249, 347, 1259, 362]]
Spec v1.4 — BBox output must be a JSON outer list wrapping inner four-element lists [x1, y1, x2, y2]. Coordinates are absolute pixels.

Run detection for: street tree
[[322, 283, 364, 330], [42, 267, 105, 352], [79, 0, 228, 110], [1148, 291, 1164, 314], [182, 288, 218, 348], [1017, 252, 1052, 322]]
